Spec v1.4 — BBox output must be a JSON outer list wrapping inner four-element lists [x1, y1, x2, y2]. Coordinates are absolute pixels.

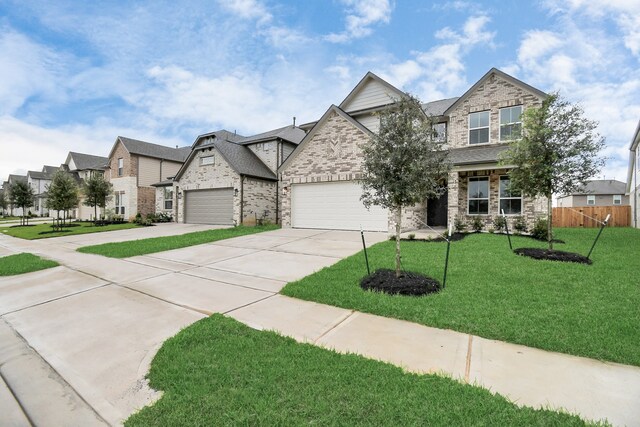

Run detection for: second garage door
[[291, 181, 388, 231], [184, 188, 234, 225]]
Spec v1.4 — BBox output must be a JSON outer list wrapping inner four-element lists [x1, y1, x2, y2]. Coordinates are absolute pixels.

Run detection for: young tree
[[82, 173, 113, 224], [0, 190, 7, 216], [46, 170, 79, 227], [9, 181, 35, 226], [361, 95, 451, 277], [499, 93, 605, 250]]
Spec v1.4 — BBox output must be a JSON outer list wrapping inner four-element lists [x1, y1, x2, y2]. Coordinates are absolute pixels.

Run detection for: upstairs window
[[613, 194, 622, 205], [117, 158, 124, 176], [587, 195, 595, 205], [500, 106, 523, 141], [499, 176, 522, 214], [201, 155, 214, 166], [469, 111, 489, 145], [468, 177, 489, 214], [432, 122, 447, 143]]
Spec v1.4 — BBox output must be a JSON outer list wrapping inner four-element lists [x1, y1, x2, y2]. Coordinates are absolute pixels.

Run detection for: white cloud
[[326, 0, 393, 43], [216, 0, 273, 24]]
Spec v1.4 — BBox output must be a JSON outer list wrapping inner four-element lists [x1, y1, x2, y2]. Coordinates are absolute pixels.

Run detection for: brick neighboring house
[[279, 68, 548, 233], [105, 136, 191, 219], [626, 120, 640, 228], [27, 165, 59, 216], [557, 180, 629, 208], [61, 152, 109, 220], [168, 126, 304, 225]]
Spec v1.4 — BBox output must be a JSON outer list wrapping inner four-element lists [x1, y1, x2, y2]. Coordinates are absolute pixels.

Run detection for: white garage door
[[184, 188, 234, 225], [291, 181, 388, 231]]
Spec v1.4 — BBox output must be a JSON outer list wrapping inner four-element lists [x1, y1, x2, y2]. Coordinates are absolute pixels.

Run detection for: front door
[[427, 190, 448, 227]]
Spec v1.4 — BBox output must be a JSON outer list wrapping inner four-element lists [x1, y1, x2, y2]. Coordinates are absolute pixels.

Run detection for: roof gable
[[279, 104, 372, 172], [443, 68, 547, 116], [339, 71, 406, 113], [115, 136, 190, 163], [67, 152, 109, 171]]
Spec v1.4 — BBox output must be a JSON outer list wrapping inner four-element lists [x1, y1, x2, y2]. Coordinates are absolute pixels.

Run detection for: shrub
[[453, 215, 467, 233], [513, 216, 527, 233], [492, 215, 506, 232], [407, 233, 416, 240], [532, 217, 548, 240], [471, 216, 484, 232]]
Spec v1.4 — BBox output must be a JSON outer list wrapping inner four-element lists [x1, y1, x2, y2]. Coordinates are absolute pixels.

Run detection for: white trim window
[[499, 176, 522, 214], [613, 194, 622, 205], [115, 191, 126, 215], [432, 122, 447, 143], [468, 177, 489, 214], [500, 106, 523, 141], [469, 111, 490, 145], [200, 155, 214, 166], [117, 158, 124, 176], [164, 187, 173, 210], [587, 195, 596, 205]]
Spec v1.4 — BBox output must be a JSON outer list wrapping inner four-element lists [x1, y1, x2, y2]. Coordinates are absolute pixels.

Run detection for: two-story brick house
[[279, 68, 548, 232], [105, 136, 190, 219]]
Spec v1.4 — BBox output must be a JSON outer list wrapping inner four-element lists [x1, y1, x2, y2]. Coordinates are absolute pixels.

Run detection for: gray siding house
[[557, 180, 629, 208], [626, 120, 640, 228]]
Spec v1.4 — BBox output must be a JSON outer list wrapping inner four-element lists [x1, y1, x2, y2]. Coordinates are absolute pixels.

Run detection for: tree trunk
[[547, 194, 553, 250], [395, 206, 402, 278], [94, 204, 97, 225]]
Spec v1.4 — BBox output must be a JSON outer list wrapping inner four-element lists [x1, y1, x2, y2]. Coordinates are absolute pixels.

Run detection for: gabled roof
[[68, 152, 109, 171], [114, 136, 191, 163], [239, 125, 305, 145], [27, 170, 47, 180], [569, 180, 627, 196], [422, 97, 460, 117], [338, 71, 406, 112], [443, 68, 547, 116], [42, 165, 59, 175], [8, 174, 27, 184], [279, 104, 373, 172], [448, 143, 511, 166]]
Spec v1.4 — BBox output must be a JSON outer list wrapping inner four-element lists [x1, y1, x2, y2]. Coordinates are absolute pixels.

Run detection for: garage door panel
[[185, 188, 234, 225], [291, 182, 388, 231]]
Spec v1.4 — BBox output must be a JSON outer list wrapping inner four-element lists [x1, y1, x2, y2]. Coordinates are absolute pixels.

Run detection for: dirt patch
[[360, 269, 441, 296], [514, 248, 592, 265]]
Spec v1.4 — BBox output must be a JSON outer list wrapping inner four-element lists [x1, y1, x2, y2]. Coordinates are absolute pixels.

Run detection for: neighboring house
[[61, 152, 109, 220], [626, 121, 640, 228], [105, 136, 191, 219], [6, 174, 28, 217], [26, 165, 59, 216], [557, 180, 629, 208], [169, 126, 304, 225], [279, 68, 548, 232]]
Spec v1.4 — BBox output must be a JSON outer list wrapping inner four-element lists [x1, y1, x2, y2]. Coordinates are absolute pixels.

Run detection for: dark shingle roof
[[27, 170, 47, 180], [422, 97, 460, 117], [239, 125, 305, 145], [118, 136, 191, 162], [69, 152, 109, 170], [448, 144, 510, 166], [213, 139, 276, 180], [8, 174, 27, 184], [572, 180, 627, 195], [42, 165, 59, 175]]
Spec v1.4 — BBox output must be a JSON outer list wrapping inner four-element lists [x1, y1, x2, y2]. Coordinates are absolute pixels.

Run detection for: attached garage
[[184, 188, 234, 225], [291, 181, 388, 231]]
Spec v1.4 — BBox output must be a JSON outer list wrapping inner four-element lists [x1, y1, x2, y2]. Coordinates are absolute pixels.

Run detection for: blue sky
[[1, 0, 639, 184]]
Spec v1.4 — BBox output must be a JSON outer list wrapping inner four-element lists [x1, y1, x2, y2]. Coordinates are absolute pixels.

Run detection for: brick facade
[[242, 178, 277, 225]]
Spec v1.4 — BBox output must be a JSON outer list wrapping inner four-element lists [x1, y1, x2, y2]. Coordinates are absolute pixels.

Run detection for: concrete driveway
[[0, 226, 387, 426]]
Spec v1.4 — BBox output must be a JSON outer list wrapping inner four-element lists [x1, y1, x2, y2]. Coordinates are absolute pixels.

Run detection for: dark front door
[[427, 190, 448, 227]]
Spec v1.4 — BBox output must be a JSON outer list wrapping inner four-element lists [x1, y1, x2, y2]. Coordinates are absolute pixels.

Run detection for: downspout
[[276, 141, 280, 225], [240, 176, 244, 226]]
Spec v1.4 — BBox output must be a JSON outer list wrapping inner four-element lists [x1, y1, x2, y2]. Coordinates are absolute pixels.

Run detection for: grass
[[77, 224, 280, 258], [0, 216, 21, 222], [126, 315, 589, 426], [1, 221, 140, 240], [282, 227, 640, 367], [0, 253, 59, 276]]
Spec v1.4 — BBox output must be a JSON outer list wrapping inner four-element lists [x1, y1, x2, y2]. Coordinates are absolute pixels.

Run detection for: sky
[[1, 0, 639, 185]]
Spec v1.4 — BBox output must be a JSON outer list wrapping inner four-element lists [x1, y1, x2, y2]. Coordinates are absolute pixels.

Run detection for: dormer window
[[500, 106, 523, 141], [469, 111, 489, 145]]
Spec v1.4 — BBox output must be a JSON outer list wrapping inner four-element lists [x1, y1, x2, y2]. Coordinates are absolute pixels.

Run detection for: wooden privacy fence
[[552, 206, 631, 227]]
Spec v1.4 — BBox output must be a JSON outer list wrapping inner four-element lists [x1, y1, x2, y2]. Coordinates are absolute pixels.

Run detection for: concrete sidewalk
[[0, 226, 638, 426]]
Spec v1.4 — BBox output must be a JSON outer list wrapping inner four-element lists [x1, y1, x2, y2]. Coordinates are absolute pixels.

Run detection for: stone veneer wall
[[175, 148, 242, 224], [450, 169, 547, 229], [280, 110, 423, 232], [108, 176, 138, 220], [447, 74, 543, 149], [241, 178, 277, 225]]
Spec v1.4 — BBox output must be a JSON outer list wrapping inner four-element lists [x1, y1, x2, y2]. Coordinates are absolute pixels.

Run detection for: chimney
[[293, 116, 296, 126]]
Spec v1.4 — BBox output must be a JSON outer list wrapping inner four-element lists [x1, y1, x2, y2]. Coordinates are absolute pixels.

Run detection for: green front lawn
[[77, 224, 279, 258], [0, 216, 21, 222], [1, 221, 140, 240], [0, 253, 59, 276], [282, 227, 640, 367], [126, 315, 588, 426]]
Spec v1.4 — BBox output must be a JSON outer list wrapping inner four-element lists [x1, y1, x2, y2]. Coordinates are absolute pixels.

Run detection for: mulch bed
[[514, 248, 592, 265], [360, 269, 441, 296], [402, 232, 468, 243]]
